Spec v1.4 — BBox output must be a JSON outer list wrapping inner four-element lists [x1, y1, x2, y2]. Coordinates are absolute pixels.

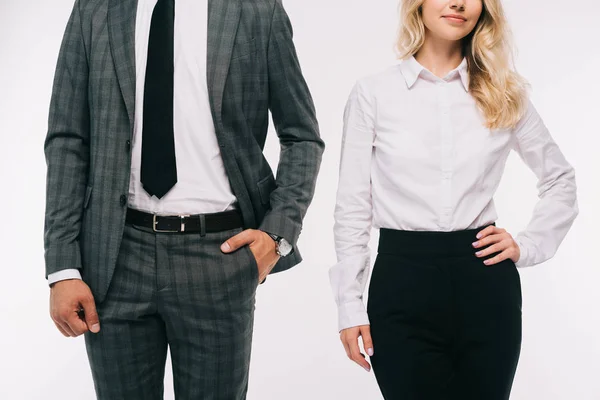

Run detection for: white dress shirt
[[48, 0, 236, 285], [330, 56, 579, 332]]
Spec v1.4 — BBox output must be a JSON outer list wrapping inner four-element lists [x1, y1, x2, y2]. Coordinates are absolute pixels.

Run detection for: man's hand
[[473, 225, 521, 266], [49, 279, 100, 337], [340, 325, 374, 372], [220, 229, 280, 283]]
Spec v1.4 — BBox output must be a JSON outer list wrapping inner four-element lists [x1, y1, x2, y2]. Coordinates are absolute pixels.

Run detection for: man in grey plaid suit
[[44, 0, 323, 398]]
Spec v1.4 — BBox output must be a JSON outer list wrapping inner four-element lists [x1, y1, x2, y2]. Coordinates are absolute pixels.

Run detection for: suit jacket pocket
[[231, 37, 257, 60], [83, 185, 93, 209], [257, 174, 276, 206]]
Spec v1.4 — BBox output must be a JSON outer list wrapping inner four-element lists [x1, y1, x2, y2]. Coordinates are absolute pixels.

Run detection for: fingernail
[[367, 348, 374, 356], [475, 251, 482, 256], [364, 366, 371, 372], [221, 242, 231, 252], [91, 324, 100, 333], [483, 259, 491, 265], [476, 233, 482, 239], [472, 241, 479, 247]]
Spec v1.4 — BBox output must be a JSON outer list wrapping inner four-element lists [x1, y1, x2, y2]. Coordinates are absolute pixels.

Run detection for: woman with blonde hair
[[330, 0, 578, 398]]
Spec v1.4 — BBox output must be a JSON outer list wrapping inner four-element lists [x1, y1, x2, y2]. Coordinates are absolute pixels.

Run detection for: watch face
[[278, 239, 293, 257]]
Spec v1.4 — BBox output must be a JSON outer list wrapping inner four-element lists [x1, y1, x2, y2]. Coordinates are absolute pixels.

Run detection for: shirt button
[[120, 195, 127, 207], [125, 140, 131, 152]]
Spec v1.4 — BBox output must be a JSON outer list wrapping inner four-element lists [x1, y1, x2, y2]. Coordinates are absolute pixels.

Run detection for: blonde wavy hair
[[396, 0, 529, 130]]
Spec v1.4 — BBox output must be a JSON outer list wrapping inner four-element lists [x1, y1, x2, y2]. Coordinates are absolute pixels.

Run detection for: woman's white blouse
[[330, 56, 579, 332]]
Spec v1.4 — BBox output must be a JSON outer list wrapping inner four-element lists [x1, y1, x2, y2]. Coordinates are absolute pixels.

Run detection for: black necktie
[[141, 0, 177, 199]]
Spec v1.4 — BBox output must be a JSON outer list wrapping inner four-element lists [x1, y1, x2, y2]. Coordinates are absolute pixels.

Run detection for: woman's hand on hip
[[473, 225, 521, 266], [340, 325, 374, 372]]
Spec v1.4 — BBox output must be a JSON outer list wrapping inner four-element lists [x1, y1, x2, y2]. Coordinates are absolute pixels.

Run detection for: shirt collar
[[399, 55, 469, 92]]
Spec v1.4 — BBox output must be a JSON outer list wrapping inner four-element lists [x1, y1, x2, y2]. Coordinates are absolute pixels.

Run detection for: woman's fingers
[[483, 249, 512, 266], [475, 224, 501, 240], [475, 238, 511, 258], [472, 232, 505, 249], [360, 325, 374, 357], [340, 326, 372, 372], [349, 339, 371, 371], [472, 226, 519, 266], [341, 335, 351, 359], [340, 328, 356, 359]]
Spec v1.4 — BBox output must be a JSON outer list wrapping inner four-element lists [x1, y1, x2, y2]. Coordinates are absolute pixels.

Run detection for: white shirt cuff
[[47, 269, 82, 286], [337, 299, 370, 332], [514, 236, 531, 268]]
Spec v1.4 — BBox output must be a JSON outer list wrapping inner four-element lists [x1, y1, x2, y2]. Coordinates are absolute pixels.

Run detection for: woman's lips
[[443, 16, 467, 23]]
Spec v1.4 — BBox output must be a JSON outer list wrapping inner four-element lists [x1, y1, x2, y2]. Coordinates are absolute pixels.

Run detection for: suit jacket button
[[125, 140, 131, 152], [120, 195, 127, 206]]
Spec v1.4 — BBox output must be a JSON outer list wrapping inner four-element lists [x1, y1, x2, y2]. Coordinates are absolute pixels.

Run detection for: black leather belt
[[126, 207, 243, 234]]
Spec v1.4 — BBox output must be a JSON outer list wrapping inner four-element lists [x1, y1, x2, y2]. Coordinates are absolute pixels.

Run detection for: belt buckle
[[153, 214, 180, 233]]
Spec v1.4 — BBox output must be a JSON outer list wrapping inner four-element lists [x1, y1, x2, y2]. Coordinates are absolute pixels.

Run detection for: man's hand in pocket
[[220, 229, 280, 283]]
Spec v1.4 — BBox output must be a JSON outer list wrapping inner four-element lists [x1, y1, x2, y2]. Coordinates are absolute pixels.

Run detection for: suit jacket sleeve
[[43, 0, 90, 278], [258, 0, 325, 247]]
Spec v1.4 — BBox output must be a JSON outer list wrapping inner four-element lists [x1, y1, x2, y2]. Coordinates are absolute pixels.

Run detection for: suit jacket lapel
[[108, 0, 137, 133], [207, 0, 241, 130]]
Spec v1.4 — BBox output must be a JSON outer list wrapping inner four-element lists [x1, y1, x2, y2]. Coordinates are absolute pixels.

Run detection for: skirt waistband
[[378, 222, 496, 258]]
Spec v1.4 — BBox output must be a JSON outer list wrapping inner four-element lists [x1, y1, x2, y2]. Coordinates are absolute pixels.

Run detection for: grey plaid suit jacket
[[44, 0, 324, 303]]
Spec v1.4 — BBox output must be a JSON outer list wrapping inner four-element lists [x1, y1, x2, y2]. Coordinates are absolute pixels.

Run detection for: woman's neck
[[415, 32, 464, 79]]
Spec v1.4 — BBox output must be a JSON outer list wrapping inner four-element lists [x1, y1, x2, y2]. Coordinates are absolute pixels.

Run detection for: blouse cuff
[[337, 299, 370, 333], [514, 234, 533, 268]]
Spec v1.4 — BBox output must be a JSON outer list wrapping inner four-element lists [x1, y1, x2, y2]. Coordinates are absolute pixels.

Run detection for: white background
[[1, 0, 599, 398]]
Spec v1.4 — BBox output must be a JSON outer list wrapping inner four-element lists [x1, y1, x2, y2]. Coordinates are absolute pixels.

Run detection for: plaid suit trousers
[[84, 223, 259, 399]]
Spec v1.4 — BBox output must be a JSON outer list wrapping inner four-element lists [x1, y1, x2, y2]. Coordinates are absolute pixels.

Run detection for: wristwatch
[[266, 232, 294, 257]]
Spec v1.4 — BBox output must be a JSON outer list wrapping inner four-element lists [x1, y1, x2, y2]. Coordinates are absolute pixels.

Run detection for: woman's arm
[[330, 80, 376, 332], [511, 98, 579, 267]]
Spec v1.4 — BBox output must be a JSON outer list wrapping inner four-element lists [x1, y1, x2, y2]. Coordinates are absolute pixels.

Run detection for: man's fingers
[[360, 326, 374, 357], [65, 312, 89, 336], [221, 229, 255, 253], [80, 295, 101, 333], [53, 320, 73, 337], [60, 304, 88, 336], [56, 317, 78, 337], [49, 279, 99, 337]]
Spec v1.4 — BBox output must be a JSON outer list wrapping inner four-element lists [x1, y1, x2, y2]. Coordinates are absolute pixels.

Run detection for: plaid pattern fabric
[[43, 0, 324, 305], [84, 224, 259, 399]]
